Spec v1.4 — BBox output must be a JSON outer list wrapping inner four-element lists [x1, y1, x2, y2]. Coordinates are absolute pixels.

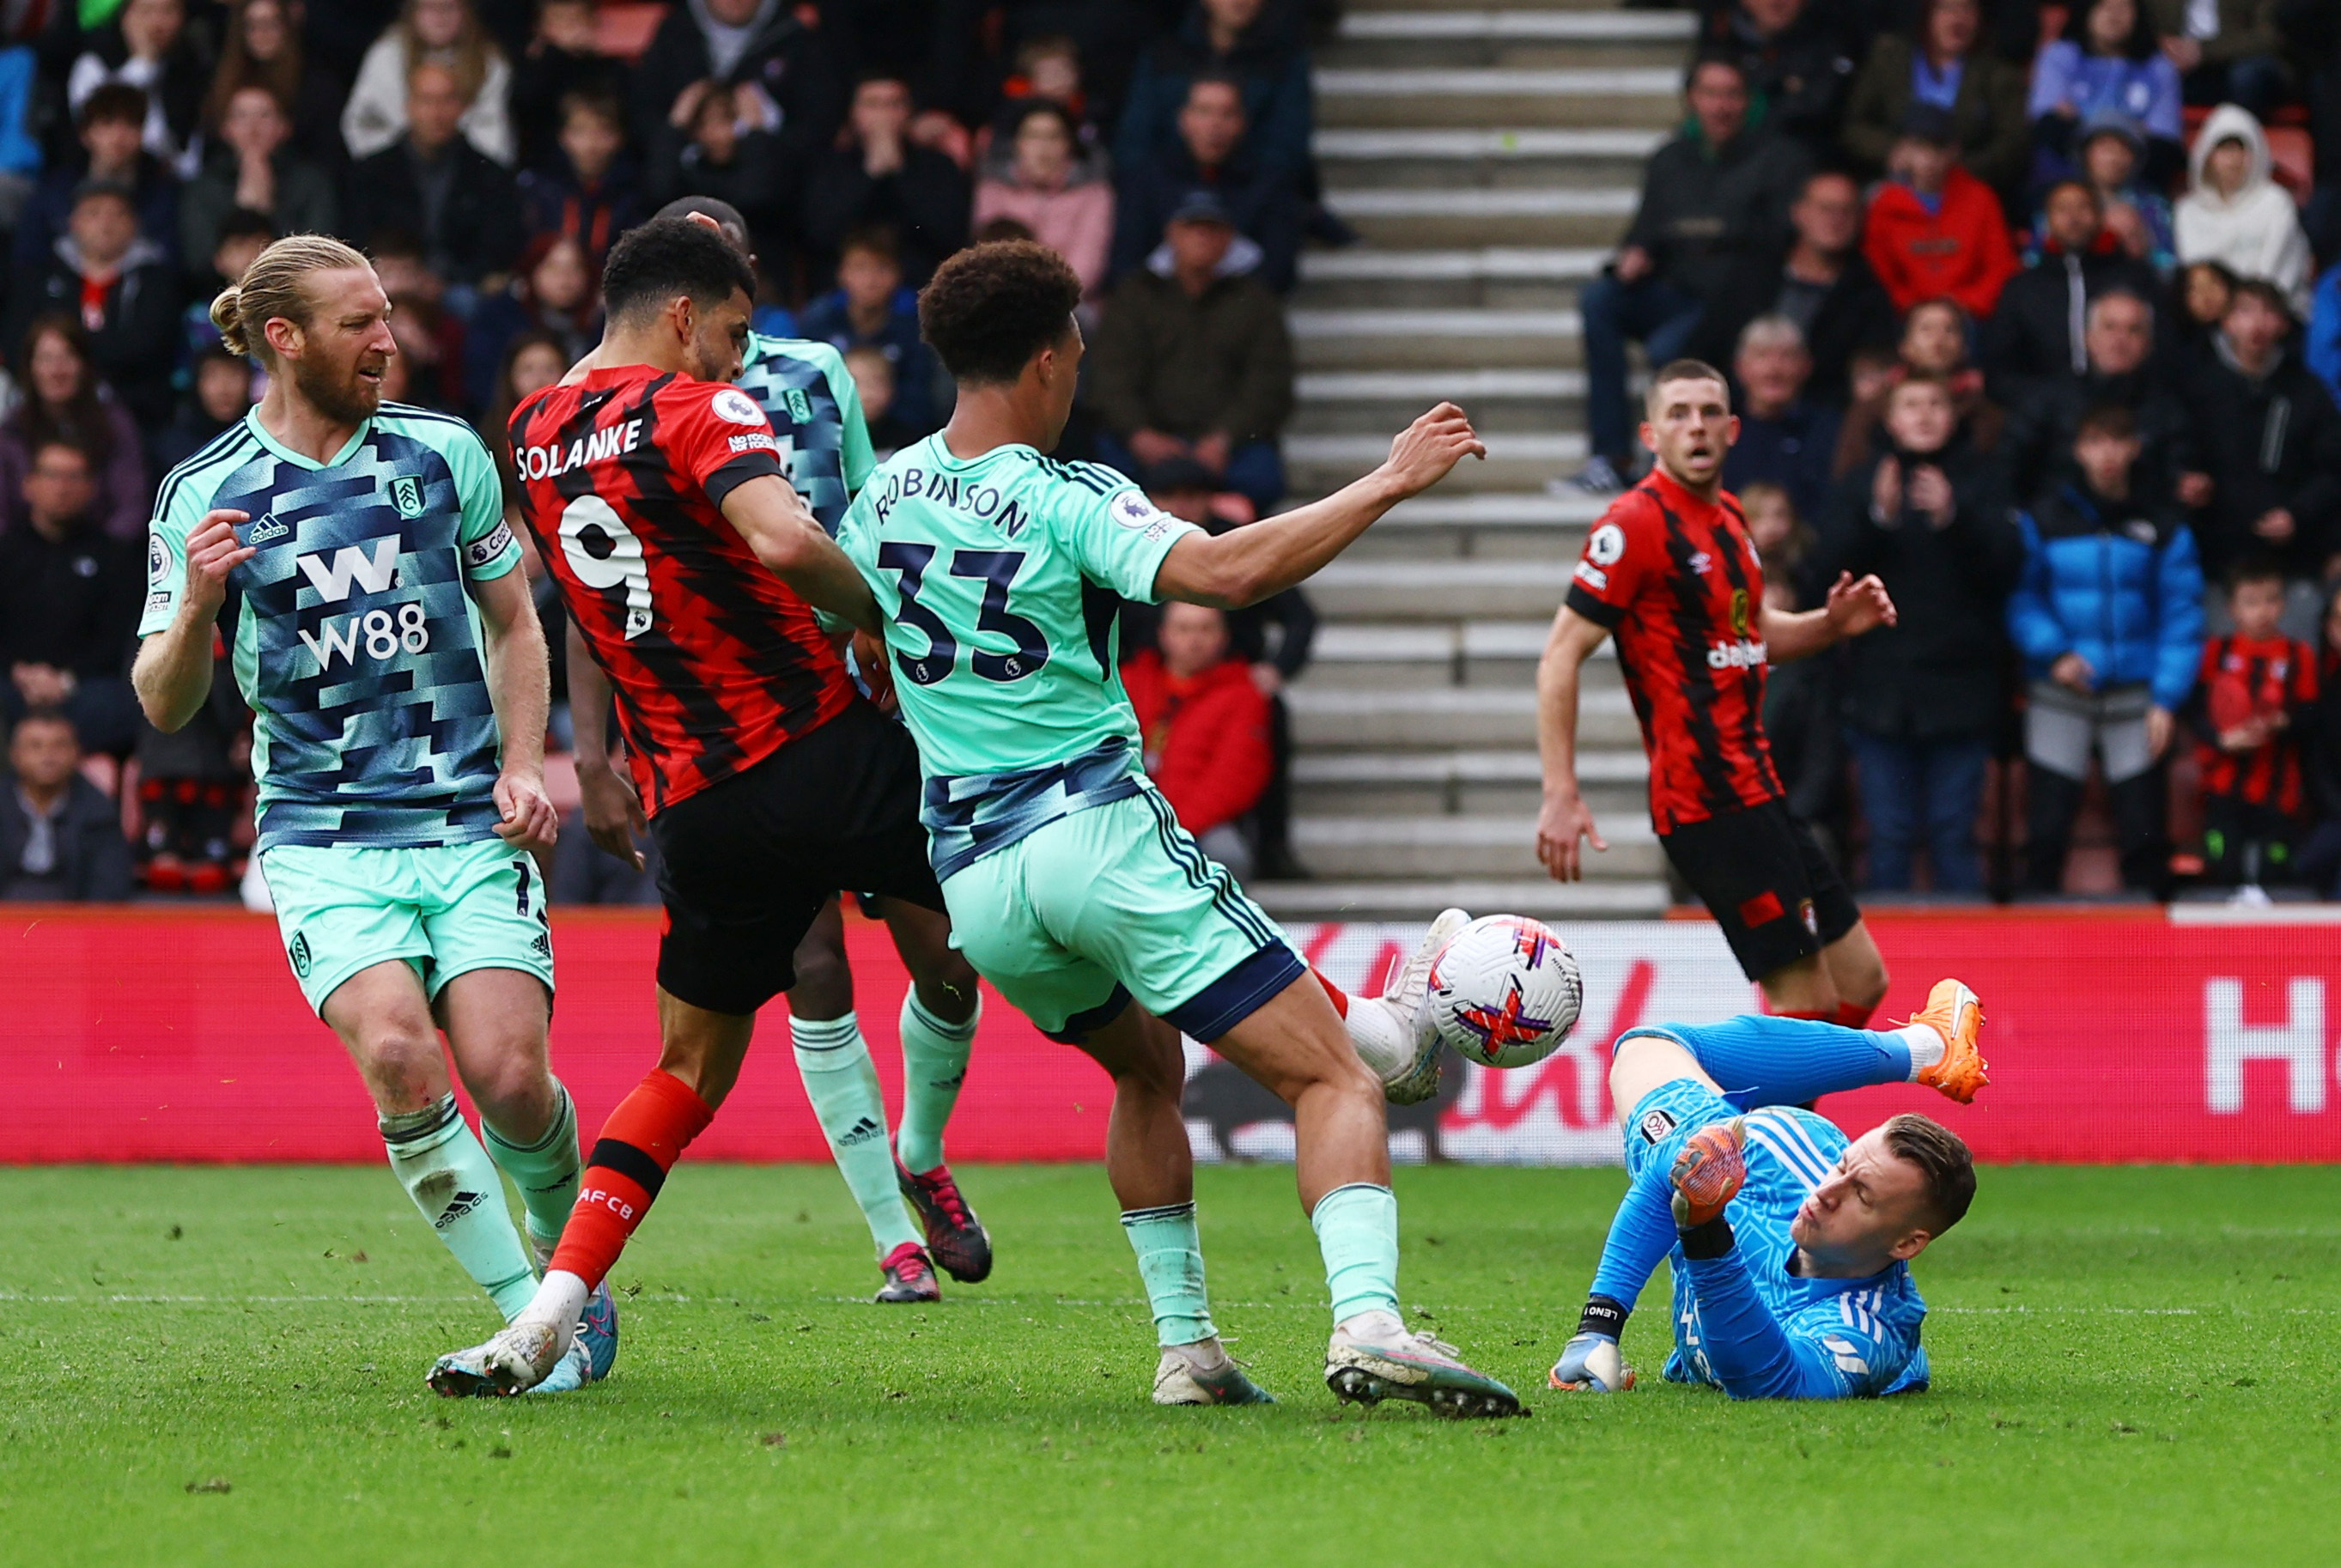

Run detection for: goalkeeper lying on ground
[[1550, 981, 1986, 1400]]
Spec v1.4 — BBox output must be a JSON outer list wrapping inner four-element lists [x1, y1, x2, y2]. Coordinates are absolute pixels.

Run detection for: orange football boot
[[1909, 978, 1989, 1103]]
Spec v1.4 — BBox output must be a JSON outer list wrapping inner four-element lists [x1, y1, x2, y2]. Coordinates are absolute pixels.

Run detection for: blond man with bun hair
[[132, 233, 617, 1395]]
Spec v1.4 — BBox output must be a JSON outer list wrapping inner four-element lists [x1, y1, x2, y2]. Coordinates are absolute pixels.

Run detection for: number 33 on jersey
[[835, 439, 1202, 784]]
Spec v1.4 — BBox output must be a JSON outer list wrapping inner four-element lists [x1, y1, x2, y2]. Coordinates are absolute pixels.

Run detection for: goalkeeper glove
[[1547, 1295, 1635, 1391], [1669, 1118, 1748, 1230]]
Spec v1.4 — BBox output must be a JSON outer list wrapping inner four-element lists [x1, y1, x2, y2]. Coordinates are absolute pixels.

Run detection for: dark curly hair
[[600, 216, 756, 327], [917, 240, 1081, 386]]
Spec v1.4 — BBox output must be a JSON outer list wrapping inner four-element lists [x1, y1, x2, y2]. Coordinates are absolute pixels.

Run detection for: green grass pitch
[[3, 1163, 2334, 1566]]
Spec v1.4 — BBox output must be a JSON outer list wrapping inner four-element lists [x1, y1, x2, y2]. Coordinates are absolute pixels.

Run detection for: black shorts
[[649, 702, 946, 1014], [1659, 799, 1860, 983]]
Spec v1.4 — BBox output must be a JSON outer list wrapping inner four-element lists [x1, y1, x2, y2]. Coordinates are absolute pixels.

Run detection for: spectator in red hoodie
[[1122, 602, 1274, 878], [1862, 103, 2019, 318]]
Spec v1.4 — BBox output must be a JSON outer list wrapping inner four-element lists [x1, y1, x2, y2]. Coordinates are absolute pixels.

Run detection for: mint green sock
[[1121, 1201, 1218, 1346], [896, 990, 977, 1174], [380, 1095, 537, 1322], [482, 1079, 582, 1256], [1310, 1182, 1401, 1325], [792, 1012, 923, 1257]]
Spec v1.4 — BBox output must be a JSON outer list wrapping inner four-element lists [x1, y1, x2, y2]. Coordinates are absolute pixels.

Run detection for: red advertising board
[[5, 905, 2339, 1164]]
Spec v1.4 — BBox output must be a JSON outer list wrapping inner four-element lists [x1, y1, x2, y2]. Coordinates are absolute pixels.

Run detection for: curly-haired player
[[835, 240, 1521, 1416]]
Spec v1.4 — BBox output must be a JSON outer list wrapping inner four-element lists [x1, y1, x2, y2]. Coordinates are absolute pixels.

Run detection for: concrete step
[[1292, 746, 1645, 817], [1292, 368, 1581, 435], [1339, 9, 1700, 40], [1329, 184, 1636, 247], [1288, 429, 1583, 494], [1331, 489, 1600, 560], [1304, 557, 1576, 618], [1250, 876, 1671, 921], [1286, 684, 1640, 749], [1308, 617, 1602, 688], [1316, 67, 1682, 130], [1346, 0, 1665, 11], [1293, 811, 1660, 878], [1313, 126, 1662, 187], [1296, 245, 1602, 307], [1290, 307, 1581, 370]]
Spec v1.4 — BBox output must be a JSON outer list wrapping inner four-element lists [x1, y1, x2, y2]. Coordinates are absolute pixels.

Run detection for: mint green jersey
[[835, 437, 1201, 877], [139, 403, 521, 851], [734, 333, 873, 536]]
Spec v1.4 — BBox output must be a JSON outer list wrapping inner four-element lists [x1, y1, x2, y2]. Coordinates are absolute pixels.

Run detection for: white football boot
[[1344, 907, 1468, 1105], [428, 1318, 568, 1398], [1151, 1339, 1276, 1406], [1325, 1309, 1521, 1418]]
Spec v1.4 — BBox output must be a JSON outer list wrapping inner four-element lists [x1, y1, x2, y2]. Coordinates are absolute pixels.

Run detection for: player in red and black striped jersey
[[2195, 563, 2319, 885], [434, 218, 964, 1396], [1534, 360, 1900, 1021], [514, 358, 857, 811]]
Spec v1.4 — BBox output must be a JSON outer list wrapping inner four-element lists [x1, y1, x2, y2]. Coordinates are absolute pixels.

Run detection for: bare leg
[[1204, 974, 1388, 1213]]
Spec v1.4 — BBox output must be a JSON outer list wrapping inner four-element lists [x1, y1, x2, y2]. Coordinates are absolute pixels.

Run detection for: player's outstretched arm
[[469, 568, 559, 853], [1152, 403, 1485, 609], [133, 509, 254, 733], [1762, 571, 1896, 664], [568, 621, 648, 872], [1535, 605, 1612, 881], [721, 473, 883, 634]]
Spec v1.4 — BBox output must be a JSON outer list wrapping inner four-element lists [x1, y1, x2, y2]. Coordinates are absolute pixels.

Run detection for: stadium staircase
[[1250, 0, 1696, 921]]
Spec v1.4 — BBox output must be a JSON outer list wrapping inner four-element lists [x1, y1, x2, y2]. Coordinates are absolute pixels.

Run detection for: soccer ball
[[1424, 915, 1584, 1069]]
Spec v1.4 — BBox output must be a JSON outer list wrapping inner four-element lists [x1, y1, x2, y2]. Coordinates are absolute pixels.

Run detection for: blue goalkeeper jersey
[[1663, 1103, 1931, 1399]]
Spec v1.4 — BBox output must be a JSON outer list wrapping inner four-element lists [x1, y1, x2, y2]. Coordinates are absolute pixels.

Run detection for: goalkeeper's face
[[1790, 1125, 1936, 1271]]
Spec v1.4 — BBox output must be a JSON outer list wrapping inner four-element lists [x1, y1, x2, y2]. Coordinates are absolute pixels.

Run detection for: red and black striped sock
[[546, 1069, 714, 1290]]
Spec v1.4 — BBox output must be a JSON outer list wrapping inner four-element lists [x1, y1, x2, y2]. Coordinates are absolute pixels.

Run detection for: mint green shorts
[[939, 787, 1305, 1042], [260, 839, 555, 1015]]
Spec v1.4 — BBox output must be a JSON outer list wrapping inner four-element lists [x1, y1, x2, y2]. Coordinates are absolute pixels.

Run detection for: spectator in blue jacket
[[2310, 259, 2341, 409], [2008, 404, 2204, 894], [2028, 0, 2184, 188], [0, 45, 42, 228]]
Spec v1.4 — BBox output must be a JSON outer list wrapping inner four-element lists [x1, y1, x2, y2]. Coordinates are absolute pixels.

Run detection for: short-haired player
[[1550, 981, 1985, 1399], [836, 240, 1520, 1414], [1538, 362, 1904, 1025], [565, 196, 989, 1305]]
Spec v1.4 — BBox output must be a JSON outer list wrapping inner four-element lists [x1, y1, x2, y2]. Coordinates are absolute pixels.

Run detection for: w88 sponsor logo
[[299, 602, 431, 670]]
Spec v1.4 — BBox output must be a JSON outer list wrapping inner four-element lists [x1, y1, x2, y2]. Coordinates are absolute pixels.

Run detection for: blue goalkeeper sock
[[1310, 1182, 1401, 1325], [380, 1095, 538, 1322], [1648, 1016, 1931, 1109], [1121, 1201, 1218, 1346]]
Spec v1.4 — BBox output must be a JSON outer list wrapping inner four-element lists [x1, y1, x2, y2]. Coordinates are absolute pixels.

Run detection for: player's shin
[[790, 1013, 923, 1257], [1661, 1016, 1932, 1106], [482, 1079, 583, 1261], [896, 990, 978, 1174], [1122, 1200, 1219, 1347], [531, 1068, 716, 1328], [380, 1095, 538, 1320], [1310, 1182, 1401, 1330]]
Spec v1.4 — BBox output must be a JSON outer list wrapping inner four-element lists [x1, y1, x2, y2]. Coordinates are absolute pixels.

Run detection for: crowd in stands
[[0, 0, 1326, 904], [8, 0, 2341, 908], [1584, 0, 2341, 901]]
